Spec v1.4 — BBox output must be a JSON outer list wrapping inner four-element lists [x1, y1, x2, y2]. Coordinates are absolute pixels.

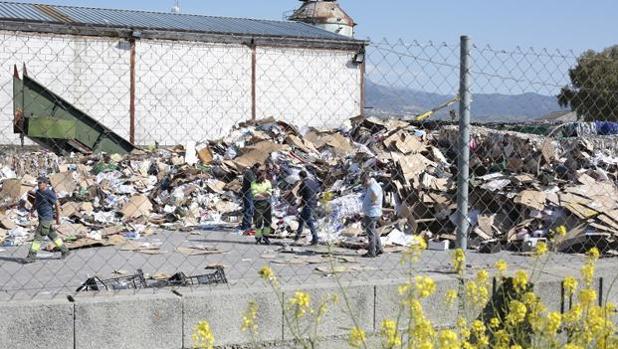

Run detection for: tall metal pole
[[456, 35, 472, 250]]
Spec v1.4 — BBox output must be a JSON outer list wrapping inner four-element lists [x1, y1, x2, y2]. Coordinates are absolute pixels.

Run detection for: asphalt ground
[[0, 227, 613, 300]]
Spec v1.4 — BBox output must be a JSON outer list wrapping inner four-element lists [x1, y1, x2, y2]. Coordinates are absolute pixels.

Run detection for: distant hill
[[365, 80, 568, 122]]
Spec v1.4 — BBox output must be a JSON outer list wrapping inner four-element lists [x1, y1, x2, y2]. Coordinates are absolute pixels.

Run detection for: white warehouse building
[[0, 1, 366, 145]]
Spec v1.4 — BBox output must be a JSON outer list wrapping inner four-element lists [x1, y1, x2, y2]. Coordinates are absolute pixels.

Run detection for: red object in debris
[[244, 229, 256, 236]]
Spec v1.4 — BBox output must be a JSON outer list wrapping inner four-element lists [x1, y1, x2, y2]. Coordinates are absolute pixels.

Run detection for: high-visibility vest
[[251, 180, 272, 199]]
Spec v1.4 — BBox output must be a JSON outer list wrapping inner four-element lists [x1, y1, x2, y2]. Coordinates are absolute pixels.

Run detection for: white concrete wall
[[0, 30, 130, 144], [256, 46, 361, 130], [134, 40, 251, 145], [0, 30, 361, 146]]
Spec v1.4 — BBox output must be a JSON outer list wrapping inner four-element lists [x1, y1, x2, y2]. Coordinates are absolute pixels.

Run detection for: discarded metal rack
[[76, 266, 227, 292]]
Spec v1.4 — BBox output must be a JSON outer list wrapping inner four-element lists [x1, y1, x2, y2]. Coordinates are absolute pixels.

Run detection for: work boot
[[24, 252, 36, 264], [60, 247, 70, 259], [262, 236, 271, 245], [310, 239, 319, 246]]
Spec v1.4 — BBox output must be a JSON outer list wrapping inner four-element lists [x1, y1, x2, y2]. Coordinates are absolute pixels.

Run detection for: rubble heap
[[0, 117, 616, 255]]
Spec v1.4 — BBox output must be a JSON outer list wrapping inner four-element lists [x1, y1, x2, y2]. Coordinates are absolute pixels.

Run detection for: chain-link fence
[[0, 27, 617, 300]]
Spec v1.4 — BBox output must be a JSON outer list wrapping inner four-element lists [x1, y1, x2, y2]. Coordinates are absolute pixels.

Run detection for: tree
[[558, 45, 618, 121]]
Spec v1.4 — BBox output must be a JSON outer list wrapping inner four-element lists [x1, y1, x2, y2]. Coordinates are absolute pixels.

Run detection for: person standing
[[25, 176, 69, 263], [251, 170, 273, 245], [240, 163, 260, 232], [361, 173, 384, 258], [294, 171, 320, 245]]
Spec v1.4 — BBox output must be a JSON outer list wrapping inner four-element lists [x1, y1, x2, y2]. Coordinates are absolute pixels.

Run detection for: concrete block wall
[[0, 30, 131, 144], [134, 40, 251, 145], [0, 31, 361, 146], [0, 275, 600, 349], [256, 47, 361, 130]]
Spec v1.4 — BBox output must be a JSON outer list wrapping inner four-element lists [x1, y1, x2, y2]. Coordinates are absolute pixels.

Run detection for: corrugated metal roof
[[0, 1, 359, 42]]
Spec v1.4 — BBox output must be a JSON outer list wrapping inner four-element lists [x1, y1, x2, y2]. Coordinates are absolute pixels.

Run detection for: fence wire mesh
[[0, 29, 617, 300]]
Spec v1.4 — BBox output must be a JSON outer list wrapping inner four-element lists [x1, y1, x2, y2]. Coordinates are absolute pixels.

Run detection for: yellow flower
[[403, 235, 427, 263], [452, 248, 466, 275], [578, 288, 597, 306], [510, 345, 523, 349], [456, 317, 470, 340], [348, 326, 366, 348], [444, 289, 458, 306], [523, 292, 538, 306], [564, 345, 584, 349], [587, 247, 600, 261], [407, 299, 424, 318], [534, 241, 548, 257], [580, 263, 595, 287], [289, 291, 311, 318], [494, 330, 509, 346], [380, 320, 401, 348], [513, 271, 529, 292], [192, 321, 215, 349], [240, 301, 259, 333], [489, 317, 501, 329], [555, 225, 567, 237], [258, 265, 276, 283], [398, 283, 411, 296], [563, 276, 578, 296], [415, 275, 437, 299], [495, 259, 507, 274], [546, 311, 562, 335], [438, 329, 460, 349], [563, 304, 582, 324], [471, 320, 486, 334], [476, 269, 489, 284], [411, 317, 435, 342], [506, 300, 527, 325]]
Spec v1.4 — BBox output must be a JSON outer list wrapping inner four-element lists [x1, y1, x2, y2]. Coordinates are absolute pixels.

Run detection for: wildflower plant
[[188, 230, 618, 349], [192, 321, 215, 349]]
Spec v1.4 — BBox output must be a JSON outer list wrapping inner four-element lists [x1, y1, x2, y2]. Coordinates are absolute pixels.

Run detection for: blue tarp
[[595, 121, 618, 136]]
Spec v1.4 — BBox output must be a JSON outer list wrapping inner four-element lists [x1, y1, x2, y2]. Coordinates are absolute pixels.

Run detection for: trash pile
[[0, 117, 616, 255], [440, 125, 618, 253]]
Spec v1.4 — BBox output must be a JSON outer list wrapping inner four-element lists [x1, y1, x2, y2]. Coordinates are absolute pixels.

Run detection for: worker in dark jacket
[[294, 171, 320, 245], [251, 170, 273, 245], [240, 163, 260, 231], [25, 176, 69, 263]]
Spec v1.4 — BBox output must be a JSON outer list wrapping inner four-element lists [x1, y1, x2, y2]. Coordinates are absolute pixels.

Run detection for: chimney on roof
[[289, 0, 356, 37]]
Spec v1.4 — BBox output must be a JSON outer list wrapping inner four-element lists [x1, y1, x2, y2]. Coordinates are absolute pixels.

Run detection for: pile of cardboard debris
[[0, 117, 616, 255]]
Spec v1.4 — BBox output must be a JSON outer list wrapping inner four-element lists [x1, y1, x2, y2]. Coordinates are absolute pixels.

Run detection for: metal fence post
[[456, 35, 472, 250]]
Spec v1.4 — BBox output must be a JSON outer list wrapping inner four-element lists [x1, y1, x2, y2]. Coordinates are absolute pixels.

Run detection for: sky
[[13, 0, 618, 53]]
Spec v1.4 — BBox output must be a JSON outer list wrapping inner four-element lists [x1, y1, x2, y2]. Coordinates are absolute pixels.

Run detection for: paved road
[[0, 227, 611, 301]]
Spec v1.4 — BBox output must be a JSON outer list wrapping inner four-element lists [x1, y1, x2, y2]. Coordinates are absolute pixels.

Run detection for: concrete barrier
[[0, 298, 73, 349], [375, 274, 460, 329], [74, 293, 182, 349], [0, 272, 607, 349], [281, 282, 374, 340], [182, 287, 283, 347]]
